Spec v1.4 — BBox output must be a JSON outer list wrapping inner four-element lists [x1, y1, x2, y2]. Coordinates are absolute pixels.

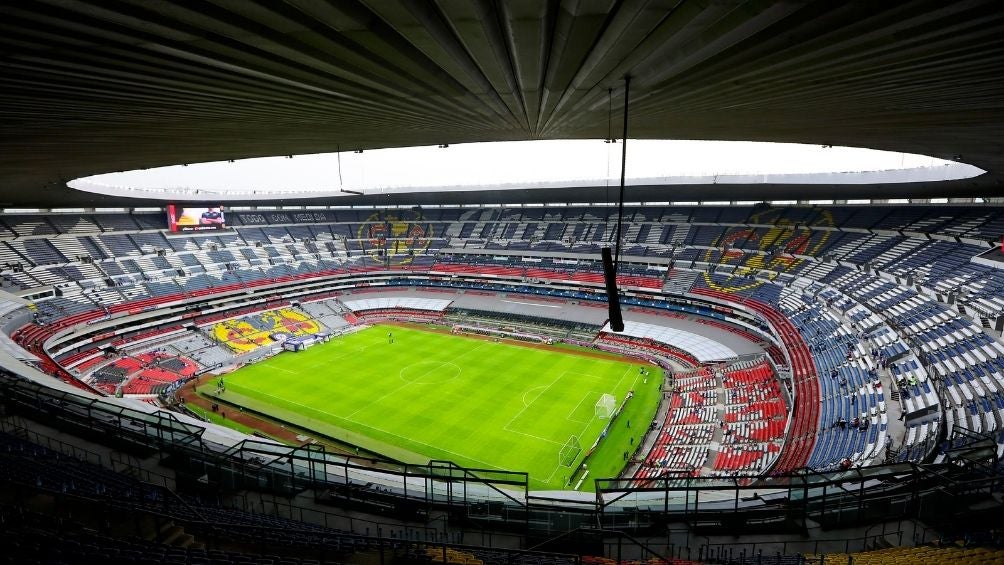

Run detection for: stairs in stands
[[662, 270, 698, 295], [623, 223, 642, 243], [145, 519, 202, 550], [799, 260, 838, 281], [872, 238, 927, 270], [669, 224, 691, 247]]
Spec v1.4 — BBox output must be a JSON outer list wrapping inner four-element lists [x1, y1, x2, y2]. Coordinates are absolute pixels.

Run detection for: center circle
[[399, 361, 461, 384]]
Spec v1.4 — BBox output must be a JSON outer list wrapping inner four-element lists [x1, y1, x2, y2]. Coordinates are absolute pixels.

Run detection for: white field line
[[231, 385, 504, 470], [258, 362, 297, 374], [565, 390, 605, 425], [345, 341, 487, 419], [541, 365, 637, 486], [505, 428, 563, 446], [564, 371, 609, 380], [397, 361, 461, 385], [521, 385, 548, 408], [502, 371, 566, 432]]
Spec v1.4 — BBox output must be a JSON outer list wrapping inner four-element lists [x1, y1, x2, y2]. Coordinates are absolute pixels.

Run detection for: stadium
[[1, 2, 1003, 564]]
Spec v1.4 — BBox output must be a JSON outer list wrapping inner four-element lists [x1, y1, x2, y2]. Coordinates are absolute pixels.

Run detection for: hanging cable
[[336, 144, 343, 190], [605, 88, 613, 189], [338, 144, 365, 195], [607, 88, 614, 143], [602, 76, 630, 332], [613, 76, 630, 268]]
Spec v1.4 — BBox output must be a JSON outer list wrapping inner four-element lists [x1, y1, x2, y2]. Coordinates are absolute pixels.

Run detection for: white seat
[[982, 344, 998, 360], [925, 388, 940, 407], [961, 350, 978, 366], [903, 396, 916, 412], [973, 347, 988, 363], [947, 386, 963, 405], [971, 380, 986, 398]]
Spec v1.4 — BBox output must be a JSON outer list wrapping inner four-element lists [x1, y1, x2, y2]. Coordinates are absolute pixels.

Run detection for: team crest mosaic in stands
[[357, 211, 434, 265], [703, 209, 834, 293]]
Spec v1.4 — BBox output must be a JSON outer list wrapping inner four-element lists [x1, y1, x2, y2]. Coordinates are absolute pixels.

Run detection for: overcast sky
[[77, 140, 971, 194]]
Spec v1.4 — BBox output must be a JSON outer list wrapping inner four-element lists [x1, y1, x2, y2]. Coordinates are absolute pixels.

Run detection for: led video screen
[[166, 205, 226, 232]]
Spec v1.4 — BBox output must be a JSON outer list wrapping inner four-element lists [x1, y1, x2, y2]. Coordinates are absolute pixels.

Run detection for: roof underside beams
[[0, 0, 1002, 206]]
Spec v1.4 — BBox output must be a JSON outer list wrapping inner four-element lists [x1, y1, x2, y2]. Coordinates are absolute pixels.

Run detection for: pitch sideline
[[227, 384, 504, 471]]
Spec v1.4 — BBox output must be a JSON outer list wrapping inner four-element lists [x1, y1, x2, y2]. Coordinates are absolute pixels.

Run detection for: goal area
[[558, 435, 581, 468], [595, 393, 617, 419]]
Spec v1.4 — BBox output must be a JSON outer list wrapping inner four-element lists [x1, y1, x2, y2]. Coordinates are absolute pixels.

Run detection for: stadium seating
[[0, 427, 595, 565], [635, 368, 716, 482], [807, 545, 1004, 564], [3, 204, 1004, 481], [213, 308, 324, 353], [0, 204, 994, 318]]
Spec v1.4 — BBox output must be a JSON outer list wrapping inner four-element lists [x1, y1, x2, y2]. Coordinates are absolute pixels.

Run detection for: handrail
[[0, 417, 104, 465], [699, 529, 905, 560], [528, 527, 666, 563]]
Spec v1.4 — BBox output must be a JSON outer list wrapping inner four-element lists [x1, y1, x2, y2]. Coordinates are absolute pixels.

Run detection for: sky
[[72, 140, 982, 196]]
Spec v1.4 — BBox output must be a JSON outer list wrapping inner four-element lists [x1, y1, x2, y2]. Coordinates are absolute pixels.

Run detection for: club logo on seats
[[358, 211, 434, 265], [703, 209, 833, 293]]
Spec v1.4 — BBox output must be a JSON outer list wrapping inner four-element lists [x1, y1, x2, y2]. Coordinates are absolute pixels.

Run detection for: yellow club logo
[[357, 211, 435, 265], [702, 209, 833, 293]]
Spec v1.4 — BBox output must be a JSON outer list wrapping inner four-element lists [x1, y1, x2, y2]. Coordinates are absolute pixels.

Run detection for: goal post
[[558, 435, 581, 468], [595, 393, 617, 420]]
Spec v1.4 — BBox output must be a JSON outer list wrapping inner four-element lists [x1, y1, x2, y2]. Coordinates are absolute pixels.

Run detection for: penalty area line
[[566, 390, 606, 425], [502, 370, 567, 432]]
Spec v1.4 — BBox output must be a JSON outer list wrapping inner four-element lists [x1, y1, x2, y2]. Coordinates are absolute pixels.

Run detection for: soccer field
[[201, 324, 662, 490]]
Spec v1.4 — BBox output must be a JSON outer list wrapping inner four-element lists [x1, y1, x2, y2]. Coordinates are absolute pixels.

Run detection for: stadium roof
[[1, 1, 1003, 207]]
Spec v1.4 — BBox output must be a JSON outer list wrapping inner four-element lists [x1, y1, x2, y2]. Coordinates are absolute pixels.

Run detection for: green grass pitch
[[200, 324, 663, 491]]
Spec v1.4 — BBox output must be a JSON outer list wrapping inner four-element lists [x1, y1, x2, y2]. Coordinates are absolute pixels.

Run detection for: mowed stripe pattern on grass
[[215, 325, 654, 490]]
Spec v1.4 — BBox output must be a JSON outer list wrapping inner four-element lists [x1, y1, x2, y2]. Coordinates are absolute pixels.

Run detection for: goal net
[[558, 435, 581, 468], [595, 393, 617, 419]]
